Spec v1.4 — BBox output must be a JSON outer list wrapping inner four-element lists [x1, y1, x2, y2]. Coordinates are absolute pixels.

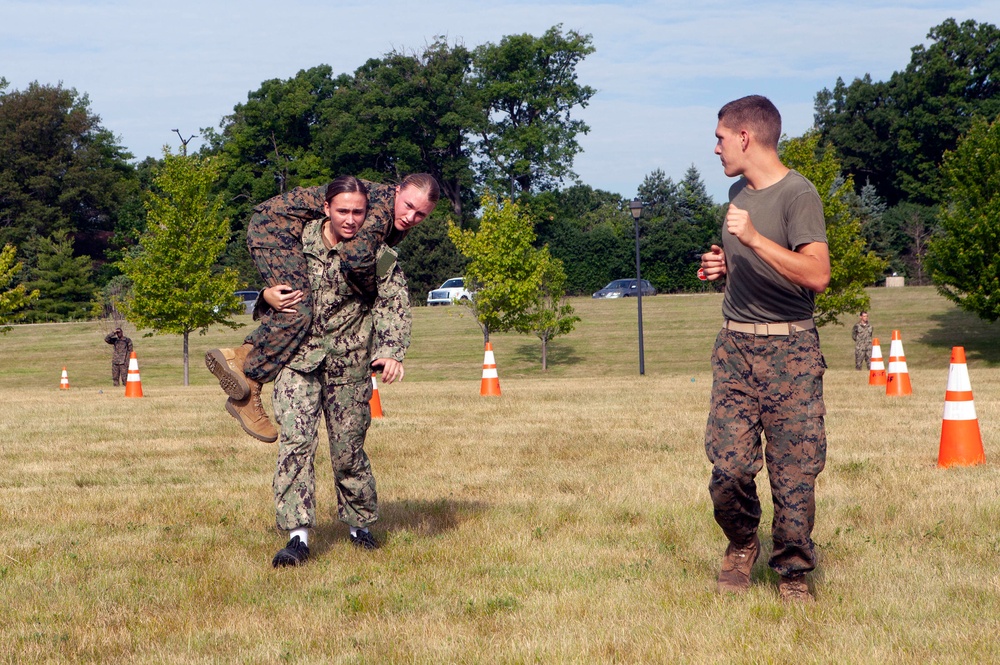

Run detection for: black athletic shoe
[[272, 535, 310, 567], [349, 530, 379, 550]]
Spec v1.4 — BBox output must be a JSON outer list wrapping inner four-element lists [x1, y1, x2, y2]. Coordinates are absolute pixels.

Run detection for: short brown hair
[[718, 95, 781, 150], [399, 173, 440, 205], [325, 175, 368, 204]]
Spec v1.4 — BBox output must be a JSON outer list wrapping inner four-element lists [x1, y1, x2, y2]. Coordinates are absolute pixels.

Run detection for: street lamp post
[[629, 198, 645, 375]]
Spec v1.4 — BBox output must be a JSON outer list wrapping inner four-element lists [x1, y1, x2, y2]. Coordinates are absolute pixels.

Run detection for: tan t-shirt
[[721, 170, 827, 323]]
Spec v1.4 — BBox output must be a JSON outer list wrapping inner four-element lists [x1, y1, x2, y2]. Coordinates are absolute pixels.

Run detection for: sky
[[4, 0, 1000, 204]]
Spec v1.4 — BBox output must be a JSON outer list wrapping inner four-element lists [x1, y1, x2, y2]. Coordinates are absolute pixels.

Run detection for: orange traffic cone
[[885, 330, 912, 396], [369, 373, 383, 419], [60, 367, 70, 390], [124, 352, 143, 398], [480, 342, 501, 396], [868, 338, 886, 386], [938, 346, 985, 468]]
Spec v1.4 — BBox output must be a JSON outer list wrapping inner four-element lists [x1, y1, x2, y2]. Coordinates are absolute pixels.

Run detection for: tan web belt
[[723, 319, 815, 336]]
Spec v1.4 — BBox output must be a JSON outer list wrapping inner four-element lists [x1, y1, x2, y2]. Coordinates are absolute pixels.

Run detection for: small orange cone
[[369, 373, 383, 419], [868, 338, 886, 386], [480, 342, 501, 396], [60, 367, 70, 390], [124, 352, 143, 398], [885, 330, 912, 396], [938, 346, 985, 468]]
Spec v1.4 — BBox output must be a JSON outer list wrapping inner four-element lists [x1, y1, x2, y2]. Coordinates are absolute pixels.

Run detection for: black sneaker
[[349, 530, 379, 550], [272, 535, 310, 567]]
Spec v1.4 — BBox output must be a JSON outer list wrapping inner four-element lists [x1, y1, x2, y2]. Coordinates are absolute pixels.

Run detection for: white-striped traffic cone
[[938, 346, 985, 468], [60, 367, 70, 390], [480, 342, 501, 396], [885, 330, 912, 396], [124, 352, 143, 398], [369, 373, 383, 418], [868, 337, 886, 386]]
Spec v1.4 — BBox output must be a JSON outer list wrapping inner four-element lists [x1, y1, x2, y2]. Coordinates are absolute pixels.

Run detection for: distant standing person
[[104, 327, 133, 386], [851, 311, 873, 370], [700, 95, 831, 603]]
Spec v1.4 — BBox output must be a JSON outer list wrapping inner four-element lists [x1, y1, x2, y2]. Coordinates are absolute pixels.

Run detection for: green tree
[[925, 115, 1000, 322], [0, 80, 136, 267], [317, 38, 479, 218], [780, 132, 887, 326], [815, 18, 1000, 205], [529, 185, 632, 294], [21, 230, 94, 322], [513, 250, 579, 370], [0, 243, 39, 333], [448, 195, 546, 344], [120, 150, 242, 385], [472, 25, 596, 196]]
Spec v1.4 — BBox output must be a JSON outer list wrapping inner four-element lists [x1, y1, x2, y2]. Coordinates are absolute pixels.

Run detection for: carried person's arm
[[247, 184, 329, 248], [370, 245, 411, 384]]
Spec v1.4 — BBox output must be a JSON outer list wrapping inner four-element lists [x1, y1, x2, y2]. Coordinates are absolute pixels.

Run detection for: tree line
[[2, 17, 999, 333]]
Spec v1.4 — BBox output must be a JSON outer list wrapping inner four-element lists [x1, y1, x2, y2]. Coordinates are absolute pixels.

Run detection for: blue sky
[[4, 0, 1000, 203]]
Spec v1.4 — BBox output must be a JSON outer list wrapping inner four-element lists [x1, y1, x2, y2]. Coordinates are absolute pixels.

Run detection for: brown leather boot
[[225, 377, 278, 443], [205, 343, 252, 400], [716, 534, 760, 594], [778, 575, 815, 603]]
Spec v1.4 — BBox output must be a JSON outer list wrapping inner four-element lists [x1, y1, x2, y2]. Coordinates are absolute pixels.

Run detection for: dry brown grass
[[1, 287, 999, 663]]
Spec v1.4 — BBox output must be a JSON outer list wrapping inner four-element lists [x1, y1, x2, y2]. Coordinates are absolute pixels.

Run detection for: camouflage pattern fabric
[[111, 363, 127, 386], [241, 182, 403, 382], [852, 321, 874, 370], [104, 332, 133, 365], [704, 327, 827, 577], [270, 217, 411, 532], [272, 370, 376, 530], [104, 333, 133, 385]]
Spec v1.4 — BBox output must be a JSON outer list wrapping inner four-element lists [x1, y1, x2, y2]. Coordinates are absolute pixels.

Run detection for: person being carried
[[851, 311, 873, 371], [103, 327, 133, 387], [205, 174, 439, 442], [261, 176, 411, 566], [700, 95, 830, 603]]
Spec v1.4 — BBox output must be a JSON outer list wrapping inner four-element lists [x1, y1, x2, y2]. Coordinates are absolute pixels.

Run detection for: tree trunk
[[541, 335, 548, 371], [183, 330, 189, 386]]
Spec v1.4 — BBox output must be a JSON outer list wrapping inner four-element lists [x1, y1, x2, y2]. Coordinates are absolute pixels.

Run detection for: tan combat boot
[[225, 377, 278, 443], [716, 534, 760, 594], [778, 575, 815, 603], [205, 343, 252, 400]]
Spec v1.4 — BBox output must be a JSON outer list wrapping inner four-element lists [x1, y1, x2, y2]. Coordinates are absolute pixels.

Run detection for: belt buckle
[[754, 323, 769, 336]]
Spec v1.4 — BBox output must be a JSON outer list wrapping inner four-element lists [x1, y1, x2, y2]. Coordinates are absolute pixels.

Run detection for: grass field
[[1, 286, 998, 663]]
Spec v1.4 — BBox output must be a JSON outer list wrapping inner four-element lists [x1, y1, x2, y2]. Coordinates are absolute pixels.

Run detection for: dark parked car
[[592, 279, 657, 299]]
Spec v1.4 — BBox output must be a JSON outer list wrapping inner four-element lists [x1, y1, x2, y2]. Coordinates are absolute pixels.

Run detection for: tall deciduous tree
[[21, 230, 94, 322], [815, 18, 1000, 206], [120, 150, 242, 384], [0, 80, 136, 265], [317, 38, 478, 218], [925, 115, 1000, 322], [472, 25, 596, 196], [0, 243, 39, 333], [780, 132, 887, 326]]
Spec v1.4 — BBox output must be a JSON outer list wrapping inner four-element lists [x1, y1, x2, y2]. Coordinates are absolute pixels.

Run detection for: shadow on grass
[[920, 307, 1000, 365], [510, 341, 584, 368], [312, 498, 487, 551]]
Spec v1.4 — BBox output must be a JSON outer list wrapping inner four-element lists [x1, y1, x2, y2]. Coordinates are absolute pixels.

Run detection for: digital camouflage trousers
[[705, 327, 827, 577], [272, 366, 377, 532]]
